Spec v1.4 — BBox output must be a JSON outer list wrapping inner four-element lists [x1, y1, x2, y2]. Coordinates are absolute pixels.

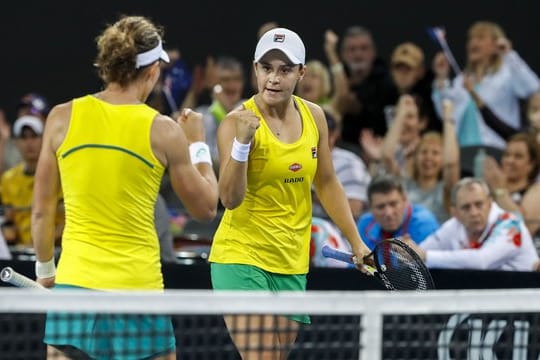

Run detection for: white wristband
[[189, 142, 212, 165], [35, 258, 56, 278], [231, 138, 251, 162]]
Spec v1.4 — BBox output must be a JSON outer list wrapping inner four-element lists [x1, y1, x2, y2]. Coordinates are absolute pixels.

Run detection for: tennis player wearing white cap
[[209, 27, 371, 359]]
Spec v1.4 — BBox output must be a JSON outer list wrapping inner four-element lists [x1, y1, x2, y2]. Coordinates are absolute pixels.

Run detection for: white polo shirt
[[420, 203, 539, 271]]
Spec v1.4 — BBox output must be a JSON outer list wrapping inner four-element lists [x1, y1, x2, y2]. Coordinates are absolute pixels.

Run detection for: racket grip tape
[[1, 267, 46, 289], [321, 245, 355, 264]]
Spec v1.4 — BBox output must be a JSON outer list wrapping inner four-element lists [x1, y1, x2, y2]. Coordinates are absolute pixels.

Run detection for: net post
[[360, 308, 382, 360]]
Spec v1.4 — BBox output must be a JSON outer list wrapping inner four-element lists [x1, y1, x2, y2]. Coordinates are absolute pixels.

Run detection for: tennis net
[[1, 288, 540, 359]]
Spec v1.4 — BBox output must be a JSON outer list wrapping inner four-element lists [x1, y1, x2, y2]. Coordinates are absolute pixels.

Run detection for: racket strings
[[377, 245, 432, 290]]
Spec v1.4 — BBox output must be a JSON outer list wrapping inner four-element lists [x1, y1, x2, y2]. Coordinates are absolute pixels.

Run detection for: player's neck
[[254, 94, 292, 120], [98, 83, 146, 105]]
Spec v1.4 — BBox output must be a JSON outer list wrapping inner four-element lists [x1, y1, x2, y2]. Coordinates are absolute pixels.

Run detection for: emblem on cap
[[274, 34, 285, 42]]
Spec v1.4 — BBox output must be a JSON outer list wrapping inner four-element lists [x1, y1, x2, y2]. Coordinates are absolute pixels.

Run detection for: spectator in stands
[[1, 116, 64, 246], [381, 95, 427, 178], [331, 25, 395, 148], [432, 21, 540, 150], [199, 57, 245, 168], [296, 30, 348, 117], [357, 174, 439, 250], [313, 108, 370, 221], [382, 98, 459, 223], [17, 93, 50, 120], [389, 42, 439, 132], [1, 93, 50, 173], [483, 133, 540, 237], [407, 178, 539, 271]]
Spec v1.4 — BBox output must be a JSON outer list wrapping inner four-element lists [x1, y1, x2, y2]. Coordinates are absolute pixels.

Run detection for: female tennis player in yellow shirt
[[209, 27, 371, 359], [32, 16, 218, 360]]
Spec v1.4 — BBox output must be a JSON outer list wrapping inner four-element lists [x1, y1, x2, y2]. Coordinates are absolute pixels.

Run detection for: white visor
[[135, 40, 170, 69]]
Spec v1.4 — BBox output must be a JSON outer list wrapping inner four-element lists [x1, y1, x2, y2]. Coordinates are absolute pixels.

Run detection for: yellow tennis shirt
[[209, 96, 319, 274], [55, 95, 165, 290]]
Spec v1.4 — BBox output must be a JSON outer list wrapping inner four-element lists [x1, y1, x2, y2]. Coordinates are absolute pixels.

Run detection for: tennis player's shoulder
[[152, 113, 181, 134], [46, 101, 73, 130], [301, 99, 326, 128]]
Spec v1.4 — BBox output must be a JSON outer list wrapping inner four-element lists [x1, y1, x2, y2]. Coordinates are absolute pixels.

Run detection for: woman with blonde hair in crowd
[[432, 21, 540, 150], [296, 30, 349, 116], [382, 96, 459, 222]]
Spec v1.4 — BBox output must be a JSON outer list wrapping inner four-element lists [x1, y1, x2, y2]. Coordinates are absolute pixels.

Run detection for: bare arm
[[324, 30, 349, 112], [217, 108, 260, 209], [483, 156, 521, 214], [32, 103, 70, 287], [441, 100, 460, 211], [310, 103, 370, 260], [521, 184, 540, 235], [381, 95, 412, 175], [152, 111, 218, 222]]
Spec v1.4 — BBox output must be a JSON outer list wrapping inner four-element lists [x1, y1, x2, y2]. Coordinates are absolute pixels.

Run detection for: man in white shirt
[[407, 178, 539, 271]]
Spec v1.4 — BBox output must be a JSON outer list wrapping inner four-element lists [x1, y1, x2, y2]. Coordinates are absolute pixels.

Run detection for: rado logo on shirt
[[284, 177, 304, 184]]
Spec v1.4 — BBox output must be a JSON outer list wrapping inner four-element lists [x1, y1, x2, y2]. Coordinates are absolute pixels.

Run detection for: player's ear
[[146, 62, 160, 81], [298, 64, 306, 80]]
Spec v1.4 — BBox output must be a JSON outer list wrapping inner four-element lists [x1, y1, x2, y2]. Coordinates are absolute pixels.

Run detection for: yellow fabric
[[209, 95, 319, 274], [0, 163, 63, 246], [55, 95, 165, 290]]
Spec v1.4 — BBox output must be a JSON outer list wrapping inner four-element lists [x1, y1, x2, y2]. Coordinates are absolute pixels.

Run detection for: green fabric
[[44, 284, 175, 359], [209, 100, 228, 122], [210, 263, 310, 324]]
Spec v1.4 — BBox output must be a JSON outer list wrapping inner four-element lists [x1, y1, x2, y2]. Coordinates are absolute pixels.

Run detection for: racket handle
[[321, 245, 355, 264], [1, 267, 45, 289]]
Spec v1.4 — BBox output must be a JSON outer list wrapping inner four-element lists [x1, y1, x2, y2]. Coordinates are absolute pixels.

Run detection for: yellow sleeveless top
[[209, 96, 319, 274], [55, 95, 165, 290]]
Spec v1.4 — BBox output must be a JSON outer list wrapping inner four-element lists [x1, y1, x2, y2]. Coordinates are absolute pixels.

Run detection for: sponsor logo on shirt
[[284, 177, 304, 184], [289, 163, 302, 172]]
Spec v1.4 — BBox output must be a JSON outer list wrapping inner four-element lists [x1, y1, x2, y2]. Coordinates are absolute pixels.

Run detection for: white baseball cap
[[13, 115, 44, 137], [254, 28, 305, 65]]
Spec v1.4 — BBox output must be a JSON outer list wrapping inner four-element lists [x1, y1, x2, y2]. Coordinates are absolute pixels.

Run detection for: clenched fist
[[229, 109, 260, 144], [177, 108, 205, 143]]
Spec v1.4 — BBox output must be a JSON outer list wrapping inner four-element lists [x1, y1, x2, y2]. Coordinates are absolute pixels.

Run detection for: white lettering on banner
[[438, 314, 530, 360], [512, 321, 528, 360], [438, 314, 470, 360]]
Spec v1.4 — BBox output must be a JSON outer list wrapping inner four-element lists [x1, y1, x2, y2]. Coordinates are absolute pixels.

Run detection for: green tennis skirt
[[44, 284, 176, 360]]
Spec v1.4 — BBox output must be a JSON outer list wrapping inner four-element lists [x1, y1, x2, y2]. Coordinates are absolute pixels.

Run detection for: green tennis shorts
[[44, 284, 176, 360], [210, 263, 310, 324]]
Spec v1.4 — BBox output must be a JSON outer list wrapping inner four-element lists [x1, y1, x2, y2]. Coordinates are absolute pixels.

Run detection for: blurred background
[[1, 0, 538, 120]]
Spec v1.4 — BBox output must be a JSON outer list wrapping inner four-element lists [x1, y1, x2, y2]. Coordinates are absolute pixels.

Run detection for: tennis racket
[[322, 238, 435, 290], [0, 267, 46, 289]]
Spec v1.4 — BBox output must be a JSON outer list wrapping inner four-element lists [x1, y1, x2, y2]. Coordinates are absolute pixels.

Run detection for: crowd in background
[[1, 19, 540, 272]]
